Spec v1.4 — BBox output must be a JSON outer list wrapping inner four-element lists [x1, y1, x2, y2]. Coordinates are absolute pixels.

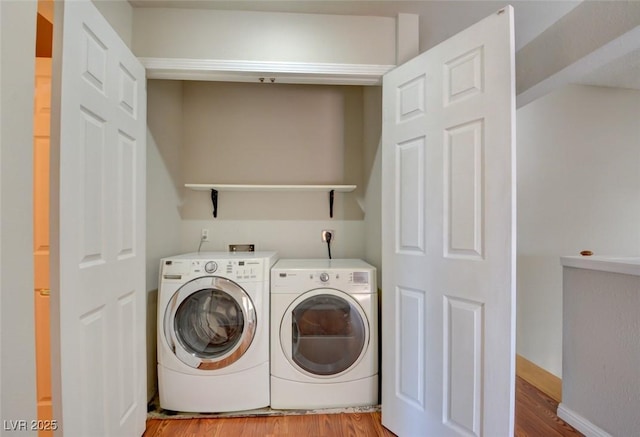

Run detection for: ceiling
[[129, 0, 640, 91]]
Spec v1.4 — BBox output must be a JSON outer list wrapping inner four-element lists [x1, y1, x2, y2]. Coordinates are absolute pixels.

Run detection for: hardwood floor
[[144, 377, 583, 436], [514, 377, 582, 437], [144, 411, 394, 437]]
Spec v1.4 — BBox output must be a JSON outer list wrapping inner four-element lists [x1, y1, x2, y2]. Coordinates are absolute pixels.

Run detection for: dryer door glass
[[291, 294, 366, 375], [174, 288, 244, 359]]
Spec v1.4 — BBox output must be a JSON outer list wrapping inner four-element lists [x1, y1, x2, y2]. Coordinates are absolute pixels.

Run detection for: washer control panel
[[189, 259, 264, 281], [162, 253, 277, 283]]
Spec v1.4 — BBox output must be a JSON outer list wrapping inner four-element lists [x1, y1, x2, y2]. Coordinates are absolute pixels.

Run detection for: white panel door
[[50, 0, 146, 435], [381, 7, 515, 437]]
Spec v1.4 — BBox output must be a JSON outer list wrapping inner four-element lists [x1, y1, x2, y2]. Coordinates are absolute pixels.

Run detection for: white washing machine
[[270, 259, 378, 409], [157, 251, 277, 412]]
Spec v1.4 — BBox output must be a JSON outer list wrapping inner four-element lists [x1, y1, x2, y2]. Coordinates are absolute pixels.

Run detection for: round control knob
[[319, 272, 330, 282], [204, 261, 217, 274]]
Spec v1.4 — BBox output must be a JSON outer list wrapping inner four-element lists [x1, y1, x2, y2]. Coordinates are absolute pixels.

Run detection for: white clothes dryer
[[270, 259, 378, 409], [157, 251, 277, 412]]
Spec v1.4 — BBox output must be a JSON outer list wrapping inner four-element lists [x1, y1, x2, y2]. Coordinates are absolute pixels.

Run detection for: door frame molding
[[140, 57, 395, 85]]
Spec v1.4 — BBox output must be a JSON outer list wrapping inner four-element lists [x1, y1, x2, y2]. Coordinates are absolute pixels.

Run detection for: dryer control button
[[204, 261, 218, 273], [319, 272, 330, 282]]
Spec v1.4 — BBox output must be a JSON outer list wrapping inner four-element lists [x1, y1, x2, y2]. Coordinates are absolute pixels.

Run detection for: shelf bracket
[[329, 189, 335, 218], [210, 189, 218, 218]]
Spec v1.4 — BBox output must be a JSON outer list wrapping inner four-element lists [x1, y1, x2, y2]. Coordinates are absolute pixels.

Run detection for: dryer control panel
[[271, 268, 375, 294]]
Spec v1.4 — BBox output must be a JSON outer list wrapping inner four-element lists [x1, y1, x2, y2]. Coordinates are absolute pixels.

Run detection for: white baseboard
[[557, 403, 613, 437]]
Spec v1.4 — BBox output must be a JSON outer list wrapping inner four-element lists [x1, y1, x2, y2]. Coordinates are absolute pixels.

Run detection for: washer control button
[[204, 261, 218, 273], [319, 272, 330, 282]]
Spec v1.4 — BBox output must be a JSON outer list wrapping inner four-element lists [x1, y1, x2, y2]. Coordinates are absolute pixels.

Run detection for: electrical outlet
[[201, 228, 209, 241], [321, 230, 335, 242]]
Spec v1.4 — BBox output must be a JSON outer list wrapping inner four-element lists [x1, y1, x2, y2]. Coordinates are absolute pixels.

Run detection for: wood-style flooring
[[144, 411, 393, 437], [514, 377, 582, 437], [143, 376, 583, 436]]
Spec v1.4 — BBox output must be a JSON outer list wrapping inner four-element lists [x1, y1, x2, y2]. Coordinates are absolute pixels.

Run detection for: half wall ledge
[[561, 255, 640, 277]]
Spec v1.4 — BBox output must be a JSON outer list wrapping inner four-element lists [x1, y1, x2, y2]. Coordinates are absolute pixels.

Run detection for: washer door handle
[[292, 319, 299, 344]]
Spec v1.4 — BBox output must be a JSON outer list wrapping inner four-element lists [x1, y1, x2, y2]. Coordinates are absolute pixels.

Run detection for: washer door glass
[[174, 288, 244, 359], [290, 293, 366, 376], [165, 276, 256, 370]]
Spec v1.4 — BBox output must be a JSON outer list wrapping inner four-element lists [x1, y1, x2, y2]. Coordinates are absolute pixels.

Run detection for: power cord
[[197, 234, 206, 253], [325, 231, 332, 259]]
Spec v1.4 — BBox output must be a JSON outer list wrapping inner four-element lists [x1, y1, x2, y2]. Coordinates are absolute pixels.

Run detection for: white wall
[[145, 80, 184, 400], [362, 86, 383, 285], [146, 80, 184, 293], [132, 8, 395, 65], [516, 84, 640, 377], [181, 220, 366, 259], [0, 0, 38, 433], [178, 81, 367, 258], [561, 267, 640, 436], [91, 0, 133, 48]]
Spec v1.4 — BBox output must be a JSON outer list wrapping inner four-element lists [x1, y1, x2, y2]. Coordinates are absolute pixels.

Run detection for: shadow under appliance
[[157, 251, 277, 412], [270, 259, 378, 409]]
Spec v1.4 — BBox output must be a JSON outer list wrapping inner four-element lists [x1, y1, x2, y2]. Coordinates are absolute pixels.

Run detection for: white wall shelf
[[185, 184, 356, 192], [185, 184, 357, 218]]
